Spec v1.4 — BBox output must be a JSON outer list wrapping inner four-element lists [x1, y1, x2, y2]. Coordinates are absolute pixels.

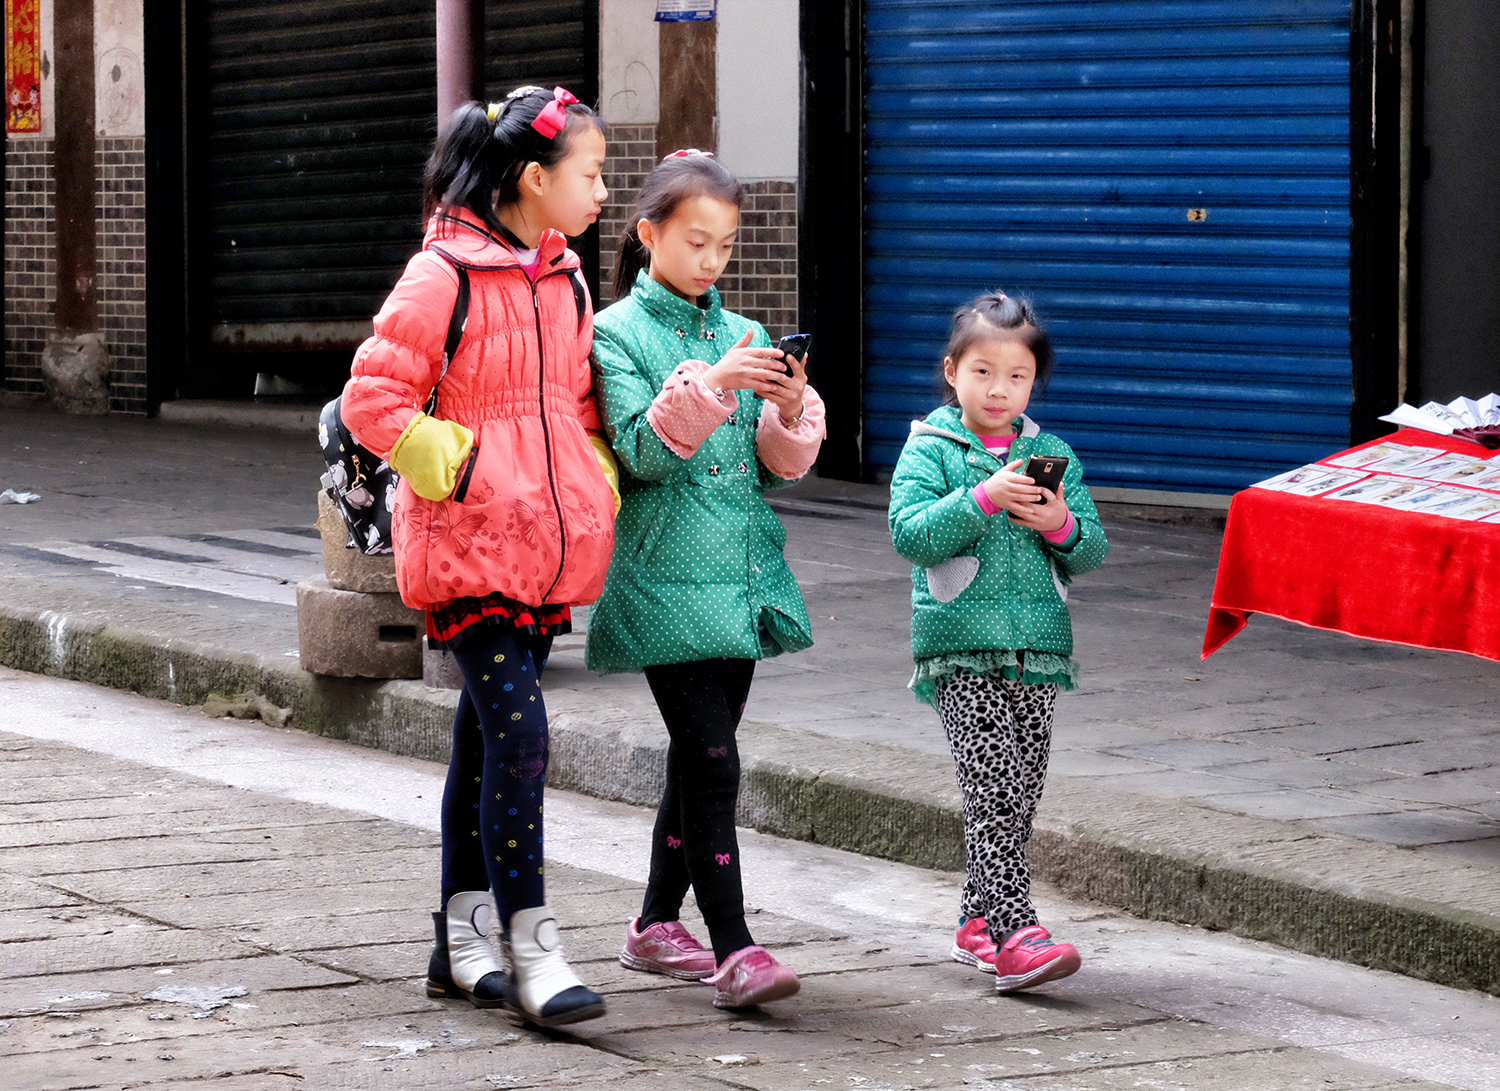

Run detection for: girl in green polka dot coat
[[889, 292, 1107, 996], [586, 152, 824, 1008]]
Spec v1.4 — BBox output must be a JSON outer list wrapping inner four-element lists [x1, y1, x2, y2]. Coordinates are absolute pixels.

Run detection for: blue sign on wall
[[656, 0, 715, 22]]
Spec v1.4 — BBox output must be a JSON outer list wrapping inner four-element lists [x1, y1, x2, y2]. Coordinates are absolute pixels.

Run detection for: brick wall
[[714, 180, 798, 342], [598, 123, 798, 340], [98, 137, 147, 413], [598, 123, 657, 307], [3, 137, 148, 413], [4, 140, 54, 397]]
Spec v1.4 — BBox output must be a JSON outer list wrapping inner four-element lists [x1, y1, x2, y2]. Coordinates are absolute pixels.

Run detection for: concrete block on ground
[[296, 576, 422, 679], [422, 636, 463, 689], [317, 490, 398, 592]]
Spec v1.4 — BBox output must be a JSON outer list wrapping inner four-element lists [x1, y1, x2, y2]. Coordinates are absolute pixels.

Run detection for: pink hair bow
[[531, 86, 579, 140], [663, 148, 715, 162]]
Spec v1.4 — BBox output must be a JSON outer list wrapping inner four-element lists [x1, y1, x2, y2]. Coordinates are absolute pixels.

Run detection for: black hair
[[421, 85, 605, 237], [613, 153, 747, 297], [939, 291, 1056, 406]]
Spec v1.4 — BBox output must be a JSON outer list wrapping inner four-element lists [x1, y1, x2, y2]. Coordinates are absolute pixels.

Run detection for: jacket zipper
[[531, 278, 568, 603]]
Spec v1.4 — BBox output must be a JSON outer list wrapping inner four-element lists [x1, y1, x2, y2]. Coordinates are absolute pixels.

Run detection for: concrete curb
[[2, 600, 1496, 996]]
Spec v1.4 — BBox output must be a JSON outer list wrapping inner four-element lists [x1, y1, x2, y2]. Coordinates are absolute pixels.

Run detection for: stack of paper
[[1378, 393, 1500, 436]]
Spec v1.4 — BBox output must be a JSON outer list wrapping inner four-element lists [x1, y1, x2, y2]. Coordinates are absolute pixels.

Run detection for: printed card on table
[[1385, 486, 1497, 518], [1448, 493, 1500, 521], [1353, 446, 1451, 475], [1407, 453, 1488, 481], [1252, 466, 1367, 497], [1323, 476, 1431, 506], [1325, 442, 1412, 470], [1422, 456, 1498, 485]]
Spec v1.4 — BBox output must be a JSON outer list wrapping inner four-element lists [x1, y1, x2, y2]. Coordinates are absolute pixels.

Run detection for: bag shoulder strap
[[424, 262, 470, 416]]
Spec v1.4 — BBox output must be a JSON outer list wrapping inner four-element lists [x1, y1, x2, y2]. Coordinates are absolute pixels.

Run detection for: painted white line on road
[[27, 540, 300, 605]]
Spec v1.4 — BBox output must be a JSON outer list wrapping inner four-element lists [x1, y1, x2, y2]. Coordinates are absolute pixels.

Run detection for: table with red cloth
[[1202, 429, 1500, 663]]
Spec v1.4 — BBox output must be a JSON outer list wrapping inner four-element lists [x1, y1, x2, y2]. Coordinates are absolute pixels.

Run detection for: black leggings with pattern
[[936, 669, 1059, 936], [638, 657, 757, 963], [439, 625, 552, 921]]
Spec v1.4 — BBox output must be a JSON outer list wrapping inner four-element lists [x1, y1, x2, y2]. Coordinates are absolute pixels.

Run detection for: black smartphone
[[1023, 454, 1069, 503], [775, 333, 812, 374]]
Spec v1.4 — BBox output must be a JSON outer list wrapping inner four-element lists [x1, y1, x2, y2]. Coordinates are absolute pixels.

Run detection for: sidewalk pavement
[[1, 405, 1497, 997], [6, 674, 1496, 1091]]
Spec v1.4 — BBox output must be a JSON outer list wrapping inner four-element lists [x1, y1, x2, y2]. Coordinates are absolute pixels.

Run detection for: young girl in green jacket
[[888, 292, 1108, 995], [585, 151, 826, 1009]]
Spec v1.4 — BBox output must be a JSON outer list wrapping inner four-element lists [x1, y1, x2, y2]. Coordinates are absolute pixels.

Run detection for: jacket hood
[[910, 404, 1040, 446], [423, 208, 579, 275], [628, 268, 723, 328]]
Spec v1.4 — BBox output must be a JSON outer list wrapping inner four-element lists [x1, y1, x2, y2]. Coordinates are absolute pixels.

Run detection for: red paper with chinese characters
[[5, 0, 41, 133], [1203, 429, 1500, 662]]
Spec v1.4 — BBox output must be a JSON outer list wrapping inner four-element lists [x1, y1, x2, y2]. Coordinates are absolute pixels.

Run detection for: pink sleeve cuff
[[1041, 509, 1077, 544], [972, 484, 1003, 516], [645, 359, 736, 459], [756, 386, 828, 479]]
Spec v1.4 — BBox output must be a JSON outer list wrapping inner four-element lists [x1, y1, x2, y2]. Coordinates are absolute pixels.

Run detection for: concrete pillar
[[436, 0, 486, 122], [44, 0, 109, 414]]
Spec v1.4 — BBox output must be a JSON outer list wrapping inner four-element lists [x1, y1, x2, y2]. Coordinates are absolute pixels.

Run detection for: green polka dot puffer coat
[[584, 272, 815, 674], [889, 405, 1109, 667]]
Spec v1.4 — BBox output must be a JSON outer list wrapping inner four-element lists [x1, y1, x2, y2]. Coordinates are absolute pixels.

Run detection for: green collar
[[630, 269, 723, 328]]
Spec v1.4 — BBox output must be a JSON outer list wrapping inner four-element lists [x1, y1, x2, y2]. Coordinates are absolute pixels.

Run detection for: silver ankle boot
[[426, 890, 507, 1007], [502, 905, 605, 1027]]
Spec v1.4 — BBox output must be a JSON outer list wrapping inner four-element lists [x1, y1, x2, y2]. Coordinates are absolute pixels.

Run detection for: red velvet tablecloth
[[1202, 429, 1500, 662]]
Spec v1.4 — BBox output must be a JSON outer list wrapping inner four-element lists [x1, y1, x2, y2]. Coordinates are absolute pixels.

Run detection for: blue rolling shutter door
[[863, 1, 1353, 492]]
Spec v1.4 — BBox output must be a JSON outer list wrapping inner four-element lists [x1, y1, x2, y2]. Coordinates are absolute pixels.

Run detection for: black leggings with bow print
[[638, 657, 757, 963]]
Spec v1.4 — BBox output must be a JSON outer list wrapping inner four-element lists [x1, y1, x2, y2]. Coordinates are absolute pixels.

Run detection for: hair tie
[[531, 86, 579, 140], [486, 102, 502, 123], [663, 148, 715, 162]]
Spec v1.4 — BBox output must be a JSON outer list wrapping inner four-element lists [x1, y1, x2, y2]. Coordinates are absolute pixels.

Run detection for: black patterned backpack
[[318, 266, 471, 555]]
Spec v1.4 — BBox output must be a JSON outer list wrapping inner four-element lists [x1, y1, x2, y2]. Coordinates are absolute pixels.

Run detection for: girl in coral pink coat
[[342, 86, 619, 1029]]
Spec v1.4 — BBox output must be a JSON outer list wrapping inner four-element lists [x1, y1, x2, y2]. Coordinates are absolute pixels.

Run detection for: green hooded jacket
[[888, 405, 1109, 704], [584, 272, 815, 674]]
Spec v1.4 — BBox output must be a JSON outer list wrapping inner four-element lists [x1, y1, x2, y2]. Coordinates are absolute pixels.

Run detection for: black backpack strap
[[570, 268, 589, 332], [424, 263, 470, 416]]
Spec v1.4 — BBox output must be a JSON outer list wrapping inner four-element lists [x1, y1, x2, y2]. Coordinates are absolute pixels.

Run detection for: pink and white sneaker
[[618, 917, 717, 980], [704, 945, 800, 1008], [991, 925, 1081, 993], [951, 917, 998, 973]]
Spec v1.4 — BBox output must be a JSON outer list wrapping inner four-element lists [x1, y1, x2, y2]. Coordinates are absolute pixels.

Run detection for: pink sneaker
[[704, 945, 800, 1008], [619, 917, 717, 980], [951, 917, 998, 973], [992, 925, 1081, 993]]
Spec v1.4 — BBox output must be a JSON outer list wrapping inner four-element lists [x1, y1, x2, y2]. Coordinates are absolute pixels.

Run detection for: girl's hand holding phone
[[983, 460, 1070, 533], [701, 330, 808, 424]]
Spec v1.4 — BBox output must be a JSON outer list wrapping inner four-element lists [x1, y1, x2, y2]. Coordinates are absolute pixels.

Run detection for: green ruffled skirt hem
[[909, 649, 1079, 708]]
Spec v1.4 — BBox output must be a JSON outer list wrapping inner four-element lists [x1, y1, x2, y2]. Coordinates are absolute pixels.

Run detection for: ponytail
[[613, 151, 746, 297], [422, 85, 604, 238]]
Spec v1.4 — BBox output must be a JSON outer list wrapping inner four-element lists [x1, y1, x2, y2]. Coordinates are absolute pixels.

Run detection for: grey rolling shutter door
[[485, 1, 595, 99], [199, 0, 436, 354], [863, 1, 1354, 492]]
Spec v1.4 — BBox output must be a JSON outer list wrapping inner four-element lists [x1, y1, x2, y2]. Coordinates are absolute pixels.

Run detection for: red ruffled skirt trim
[[426, 593, 572, 649]]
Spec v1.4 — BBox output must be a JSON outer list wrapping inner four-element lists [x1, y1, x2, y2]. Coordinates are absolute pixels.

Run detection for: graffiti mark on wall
[[97, 45, 141, 129]]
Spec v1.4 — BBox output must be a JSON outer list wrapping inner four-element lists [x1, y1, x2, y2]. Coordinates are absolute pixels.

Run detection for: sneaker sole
[[949, 942, 997, 974], [712, 975, 801, 1009], [994, 950, 1082, 994], [619, 948, 715, 981]]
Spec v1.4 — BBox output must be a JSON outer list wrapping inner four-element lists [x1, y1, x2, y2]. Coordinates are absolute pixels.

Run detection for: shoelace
[[1017, 932, 1056, 951]]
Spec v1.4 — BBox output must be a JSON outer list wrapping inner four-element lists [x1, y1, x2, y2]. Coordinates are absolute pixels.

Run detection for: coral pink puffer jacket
[[341, 210, 616, 610]]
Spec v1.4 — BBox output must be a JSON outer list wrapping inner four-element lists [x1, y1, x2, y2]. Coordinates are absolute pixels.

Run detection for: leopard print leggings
[[936, 668, 1058, 934]]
